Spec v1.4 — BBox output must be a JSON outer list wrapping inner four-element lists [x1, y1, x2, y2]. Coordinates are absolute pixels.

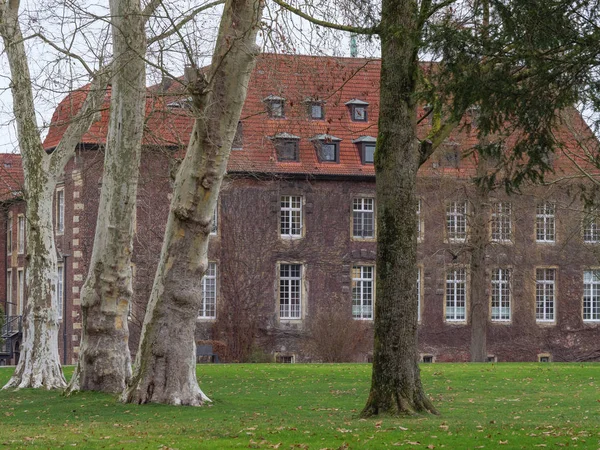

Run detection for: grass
[[0, 363, 598, 449]]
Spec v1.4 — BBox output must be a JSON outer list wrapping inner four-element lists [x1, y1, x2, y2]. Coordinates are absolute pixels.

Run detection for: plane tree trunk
[[0, 0, 108, 389], [66, 0, 146, 394], [361, 0, 437, 416], [124, 0, 264, 405]]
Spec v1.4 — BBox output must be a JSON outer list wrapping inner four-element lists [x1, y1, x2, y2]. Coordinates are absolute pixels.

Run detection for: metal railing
[[1, 315, 22, 337]]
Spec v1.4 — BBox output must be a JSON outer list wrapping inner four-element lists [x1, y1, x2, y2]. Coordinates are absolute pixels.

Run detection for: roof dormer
[[263, 95, 286, 118], [310, 134, 341, 162], [352, 136, 376, 164], [346, 99, 369, 122], [271, 132, 300, 161]]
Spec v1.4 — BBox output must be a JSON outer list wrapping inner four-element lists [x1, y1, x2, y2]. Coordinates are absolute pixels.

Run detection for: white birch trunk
[[0, 0, 108, 389], [124, 0, 264, 405], [66, 0, 146, 394]]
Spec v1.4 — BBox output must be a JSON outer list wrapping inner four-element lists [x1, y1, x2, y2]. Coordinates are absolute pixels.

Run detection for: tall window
[[6, 269, 12, 316], [446, 268, 466, 321], [17, 214, 25, 254], [536, 268, 555, 322], [57, 264, 64, 321], [210, 206, 218, 236], [417, 199, 423, 241], [279, 263, 302, 319], [199, 262, 217, 319], [491, 202, 512, 242], [417, 267, 422, 322], [352, 265, 373, 319], [583, 207, 600, 243], [280, 196, 302, 238], [446, 201, 467, 242], [56, 187, 65, 234], [353, 198, 375, 239], [583, 270, 600, 322], [491, 268, 511, 321], [6, 212, 12, 255], [17, 268, 24, 315], [536, 202, 555, 242]]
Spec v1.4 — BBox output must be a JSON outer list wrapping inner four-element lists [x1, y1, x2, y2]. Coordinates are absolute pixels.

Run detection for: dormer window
[[271, 132, 301, 162], [264, 95, 285, 118], [346, 99, 369, 122], [353, 136, 376, 164], [311, 134, 341, 162], [305, 99, 325, 120], [167, 96, 192, 108]]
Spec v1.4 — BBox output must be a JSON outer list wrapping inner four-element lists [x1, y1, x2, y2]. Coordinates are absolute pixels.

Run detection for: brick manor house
[[2, 53, 600, 365]]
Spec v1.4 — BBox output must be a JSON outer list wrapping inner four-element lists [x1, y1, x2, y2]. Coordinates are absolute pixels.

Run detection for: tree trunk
[[124, 0, 263, 405], [0, 0, 108, 389], [66, 0, 146, 395], [469, 157, 489, 362], [361, 0, 437, 416]]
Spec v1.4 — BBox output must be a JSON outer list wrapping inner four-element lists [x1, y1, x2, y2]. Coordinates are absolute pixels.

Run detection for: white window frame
[[57, 263, 64, 321], [56, 186, 65, 235], [583, 270, 600, 322], [536, 202, 555, 243], [6, 269, 12, 316], [352, 265, 374, 320], [352, 197, 375, 239], [446, 201, 467, 242], [491, 268, 511, 322], [17, 268, 24, 315], [417, 198, 423, 242], [210, 205, 218, 236], [280, 196, 303, 239], [445, 267, 467, 322], [583, 207, 600, 243], [491, 202, 512, 243], [279, 263, 302, 319], [536, 268, 556, 322], [198, 262, 217, 319], [6, 212, 12, 255], [17, 214, 25, 254], [417, 266, 422, 322]]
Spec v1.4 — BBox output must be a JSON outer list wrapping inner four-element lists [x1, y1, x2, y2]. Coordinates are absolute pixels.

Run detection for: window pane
[[364, 145, 375, 163]]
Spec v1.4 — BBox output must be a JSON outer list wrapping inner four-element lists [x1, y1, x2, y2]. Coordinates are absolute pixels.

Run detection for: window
[[346, 99, 369, 122], [583, 206, 600, 243], [56, 187, 65, 234], [199, 262, 217, 319], [309, 102, 324, 120], [352, 197, 375, 239], [264, 95, 285, 118], [536, 268, 555, 322], [280, 196, 302, 238], [446, 201, 467, 242], [17, 214, 25, 254], [417, 199, 423, 241], [210, 206, 218, 236], [352, 265, 374, 320], [442, 144, 461, 168], [17, 268, 24, 315], [279, 263, 302, 319], [491, 268, 511, 321], [232, 121, 243, 150], [311, 134, 341, 162], [6, 212, 12, 255], [352, 136, 376, 164], [417, 267, 422, 322], [422, 354, 434, 363], [57, 264, 64, 321], [583, 270, 600, 322], [446, 268, 466, 322], [275, 354, 295, 363], [272, 133, 301, 162], [491, 202, 512, 242], [6, 269, 12, 316], [538, 354, 552, 363], [536, 202, 555, 242]]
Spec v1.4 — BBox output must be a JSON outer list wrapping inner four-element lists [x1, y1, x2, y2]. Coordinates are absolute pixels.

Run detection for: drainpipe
[[62, 254, 68, 365]]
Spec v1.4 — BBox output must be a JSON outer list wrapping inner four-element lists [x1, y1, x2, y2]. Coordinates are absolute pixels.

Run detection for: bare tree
[[124, 0, 264, 405]]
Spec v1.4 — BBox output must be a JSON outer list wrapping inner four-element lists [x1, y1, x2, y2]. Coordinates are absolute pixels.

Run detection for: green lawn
[[0, 363, 598, 449]]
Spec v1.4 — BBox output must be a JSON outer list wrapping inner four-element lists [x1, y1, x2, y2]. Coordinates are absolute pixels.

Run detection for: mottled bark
[[361, 0, 437, 416], [0, 0, 108, 389], [469, 158, 490, 362], [124, 0, 264, 405], [66, 0, 146, 394]]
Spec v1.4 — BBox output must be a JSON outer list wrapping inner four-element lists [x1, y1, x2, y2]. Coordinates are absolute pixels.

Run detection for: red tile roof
[[0, 153, 24, 202], [43, 53, 599, 179]]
